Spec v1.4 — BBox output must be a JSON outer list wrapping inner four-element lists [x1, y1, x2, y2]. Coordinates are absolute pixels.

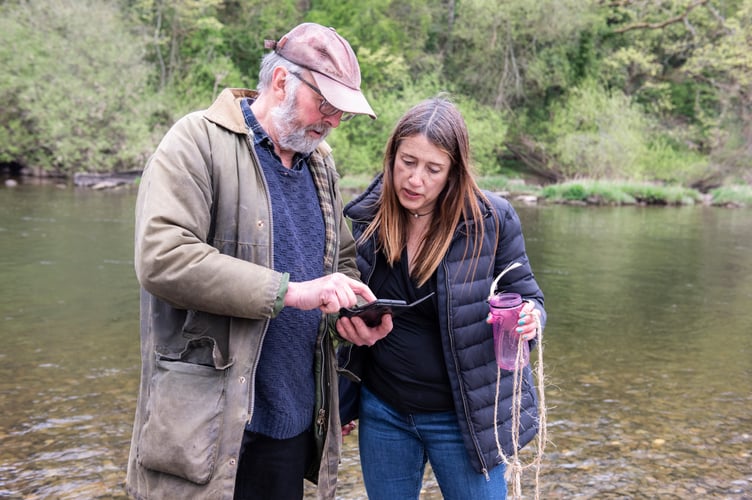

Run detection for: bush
[[710, 185, 752, 207], [0, 0, 156, 174], [542, 180, 702, 205], [330, 76, 507, 178], [546, 81, 649, 179]]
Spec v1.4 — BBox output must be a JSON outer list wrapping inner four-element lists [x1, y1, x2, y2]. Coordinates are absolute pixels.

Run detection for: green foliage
[[329, 75, 507, 179], [541, 78, 719, 184], [545, 81, 650, 179], [709, 184, 752, 207], [328, 76, 443, 177], [305, 0, 432, 64], [0, 0, 156, 173], [596, 0, 752, 185], [129, 0, 246, 110], [561, 183, 588, 201], [356, 47, 411, 94], [457, 96, 508, 176], [216, 0, 305, 86], [475, 176, 513, 192], [448, 0, 599, 109], [0, 0, 750, 191], [542, 180, 701, 205], [641, 135, 710, 185], [542, 181, 637, 205]]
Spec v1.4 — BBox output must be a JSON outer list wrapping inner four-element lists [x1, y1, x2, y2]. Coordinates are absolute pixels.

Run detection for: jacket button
[[230, 458, 236, 466], [239, 376, 246, 384], [256, 220, 264, 229]]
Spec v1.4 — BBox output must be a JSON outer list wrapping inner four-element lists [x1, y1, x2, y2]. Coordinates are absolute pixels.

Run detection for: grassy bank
[[535, 180, 751, 207], [340, 175, 752, 208]]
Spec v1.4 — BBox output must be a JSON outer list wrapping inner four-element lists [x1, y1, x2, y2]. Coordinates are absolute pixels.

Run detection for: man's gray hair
[[257, 52, 303, 93]]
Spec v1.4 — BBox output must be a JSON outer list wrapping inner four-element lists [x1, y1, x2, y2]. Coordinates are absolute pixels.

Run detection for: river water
[[1, 183, 750, 499]]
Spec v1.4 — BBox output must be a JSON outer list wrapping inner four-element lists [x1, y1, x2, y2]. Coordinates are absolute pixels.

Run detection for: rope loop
[[493, 313, 547, 500]]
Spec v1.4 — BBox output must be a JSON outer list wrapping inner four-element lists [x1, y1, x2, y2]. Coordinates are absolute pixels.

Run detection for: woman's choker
[[409, 210, 432, 218]]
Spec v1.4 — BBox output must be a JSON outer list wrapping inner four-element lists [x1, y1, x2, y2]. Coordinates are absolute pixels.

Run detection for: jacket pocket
[[137, 354, 228, 484]]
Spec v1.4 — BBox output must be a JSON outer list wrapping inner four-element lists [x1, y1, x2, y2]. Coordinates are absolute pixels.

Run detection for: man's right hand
[[285, 272, 377, 314]]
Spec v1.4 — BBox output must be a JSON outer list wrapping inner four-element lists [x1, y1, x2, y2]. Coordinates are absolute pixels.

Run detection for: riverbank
[[340, 175, 752, 208], [4, 171, 751, 208]]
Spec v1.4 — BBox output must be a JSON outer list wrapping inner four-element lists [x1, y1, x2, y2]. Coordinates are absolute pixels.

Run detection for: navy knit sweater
[[242, 99, 325, 439]]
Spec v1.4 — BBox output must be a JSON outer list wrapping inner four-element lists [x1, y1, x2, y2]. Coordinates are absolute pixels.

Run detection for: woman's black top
[[363, 250, 454, 413]]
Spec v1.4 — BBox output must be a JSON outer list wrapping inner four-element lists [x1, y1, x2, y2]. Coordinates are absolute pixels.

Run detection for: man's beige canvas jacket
[[126, 88, 356, 499]]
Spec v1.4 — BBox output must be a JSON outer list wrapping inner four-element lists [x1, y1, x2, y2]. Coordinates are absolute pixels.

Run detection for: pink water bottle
[[489, 292, 528, 371]]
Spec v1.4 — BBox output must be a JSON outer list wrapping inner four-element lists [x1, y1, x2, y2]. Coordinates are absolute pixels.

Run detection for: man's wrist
[[274, 272, 290, 314]]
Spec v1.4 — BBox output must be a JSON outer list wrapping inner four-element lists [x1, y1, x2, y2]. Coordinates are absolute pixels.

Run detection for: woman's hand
[[342, 421, 357, 437], [486, 300, 541, 341], [336, 313, 393, 346], [516, 301, 541, 341]]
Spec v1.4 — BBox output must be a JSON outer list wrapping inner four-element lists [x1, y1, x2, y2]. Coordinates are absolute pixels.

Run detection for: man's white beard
[[271, 92, 331, 155]]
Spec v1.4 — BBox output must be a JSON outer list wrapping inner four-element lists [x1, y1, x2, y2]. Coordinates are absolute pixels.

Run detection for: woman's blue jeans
[[358, 385, 507, 500]]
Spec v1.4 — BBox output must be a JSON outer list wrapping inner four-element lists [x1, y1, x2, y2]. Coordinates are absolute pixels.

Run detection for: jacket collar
[[344, 172, 383, 223], [204, 88, 257, 135]]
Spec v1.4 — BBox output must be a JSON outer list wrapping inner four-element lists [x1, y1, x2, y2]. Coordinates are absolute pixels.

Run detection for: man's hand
[[285, 272, 377, 314], [285, 273, 393, 345]]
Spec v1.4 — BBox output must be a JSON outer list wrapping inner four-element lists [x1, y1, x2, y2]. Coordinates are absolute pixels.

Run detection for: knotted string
[[493, 312, 547, 499]]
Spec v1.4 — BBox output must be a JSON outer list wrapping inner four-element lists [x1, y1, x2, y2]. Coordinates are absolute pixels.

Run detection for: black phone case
[[339, 293, 435, 327]]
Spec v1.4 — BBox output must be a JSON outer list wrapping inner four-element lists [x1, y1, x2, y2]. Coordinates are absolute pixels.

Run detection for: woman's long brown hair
[[360, 96, 494, 287]]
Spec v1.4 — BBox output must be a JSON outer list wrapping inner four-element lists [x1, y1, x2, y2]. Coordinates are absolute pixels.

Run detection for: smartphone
[[339, 292, 435, 327]]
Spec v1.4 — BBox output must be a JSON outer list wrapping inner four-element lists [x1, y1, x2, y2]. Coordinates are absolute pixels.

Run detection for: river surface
[[1, 182, 750, 499]]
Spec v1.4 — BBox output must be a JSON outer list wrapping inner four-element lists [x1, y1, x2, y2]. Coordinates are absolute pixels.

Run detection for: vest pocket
[[137, 355, 228, 484]]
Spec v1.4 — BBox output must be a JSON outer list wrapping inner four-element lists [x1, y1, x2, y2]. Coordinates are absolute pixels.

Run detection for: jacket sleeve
[[492, 195, 547, 329], [134, 113, 284, 319]]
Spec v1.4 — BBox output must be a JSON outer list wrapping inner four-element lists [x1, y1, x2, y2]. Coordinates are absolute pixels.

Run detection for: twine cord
[[493, 313, 547, 500]]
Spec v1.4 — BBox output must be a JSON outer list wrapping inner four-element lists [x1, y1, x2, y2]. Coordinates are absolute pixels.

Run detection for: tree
[[599, 0, 752, 185], [0, 0, 156, 174], [128, 0, 245, 107], [446, 0, 599, 110]]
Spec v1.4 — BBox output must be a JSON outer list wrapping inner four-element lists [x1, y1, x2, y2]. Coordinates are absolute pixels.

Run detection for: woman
[[339, 97, 546, 499]]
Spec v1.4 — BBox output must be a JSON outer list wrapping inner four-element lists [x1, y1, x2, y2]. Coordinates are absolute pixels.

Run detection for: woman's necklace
[[409, 210, 432, 218]]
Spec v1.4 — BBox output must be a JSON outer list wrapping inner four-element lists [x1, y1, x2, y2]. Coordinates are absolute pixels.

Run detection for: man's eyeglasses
[[289, 71, 356, 122]]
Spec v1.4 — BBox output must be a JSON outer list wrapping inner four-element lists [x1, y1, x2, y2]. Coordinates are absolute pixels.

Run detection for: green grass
[[541, 180, 702, 206], [338, 174, 751, 208], [709, 184, 752, 207]]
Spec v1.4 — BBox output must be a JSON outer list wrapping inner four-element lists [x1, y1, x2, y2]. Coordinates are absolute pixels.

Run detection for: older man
[[126, 23, 391, 500]]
